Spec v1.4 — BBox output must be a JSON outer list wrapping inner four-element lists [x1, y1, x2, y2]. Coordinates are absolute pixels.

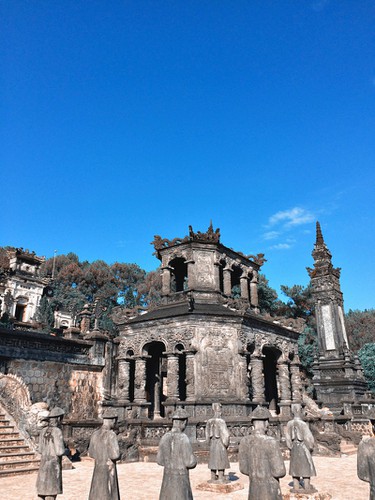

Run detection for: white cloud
[[268, 207, 314, 228], [270, 243, 292, 250], [263, 231, 279, 240]]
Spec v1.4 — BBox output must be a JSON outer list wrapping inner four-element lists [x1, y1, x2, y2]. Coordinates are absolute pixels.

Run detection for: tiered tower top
[[151, 223, 264, 310]]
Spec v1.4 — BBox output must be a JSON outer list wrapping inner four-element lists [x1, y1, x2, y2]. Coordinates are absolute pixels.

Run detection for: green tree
[[257, 274, 279, 314], [358, 343, 375, 393], [345, 309, 375, 352], [35, 295, 54, 332], [279, 283, 314, 320]]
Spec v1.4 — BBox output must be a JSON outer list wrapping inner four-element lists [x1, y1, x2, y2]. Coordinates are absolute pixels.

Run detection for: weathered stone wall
[[6, 360, 103, 420]]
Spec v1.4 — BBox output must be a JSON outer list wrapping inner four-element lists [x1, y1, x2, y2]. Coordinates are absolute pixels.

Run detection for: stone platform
[[0, 455, 369, 500]]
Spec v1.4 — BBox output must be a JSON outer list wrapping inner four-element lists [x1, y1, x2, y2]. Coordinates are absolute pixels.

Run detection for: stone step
[[0, 419, 10, 426], [0, 425, 14, 431], [0, 431, 20, 439], [340, 440, 358, 455], [0, 451, 35, 461], [0, 438, 25, 446], [0, 458, 40, 471], [0, 465, 40, 477], [0, 444, 31, 453]]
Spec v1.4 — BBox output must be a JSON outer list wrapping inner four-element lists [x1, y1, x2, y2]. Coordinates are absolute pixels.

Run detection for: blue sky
[[1, 1, 374, 310]]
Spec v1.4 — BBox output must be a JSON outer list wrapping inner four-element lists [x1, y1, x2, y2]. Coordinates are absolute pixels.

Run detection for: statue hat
[[102, 410, 118, 420], [47, 407, 65, 418], [250, 406, 271, 421], [172, 408, 189, 420]]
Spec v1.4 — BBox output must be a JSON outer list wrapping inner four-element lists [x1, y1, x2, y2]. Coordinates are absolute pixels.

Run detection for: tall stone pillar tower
[[307, 222, 367, 412]]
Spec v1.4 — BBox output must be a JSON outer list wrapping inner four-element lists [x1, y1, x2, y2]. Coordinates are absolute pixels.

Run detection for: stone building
[[111, 224, 302, 423], [308, 222, 367, 412], [0, 248, 48, 324]]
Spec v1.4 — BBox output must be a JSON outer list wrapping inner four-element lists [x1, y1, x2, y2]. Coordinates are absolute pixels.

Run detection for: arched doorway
[[263, 346, 281, 414], [143, 342, 166, 419]]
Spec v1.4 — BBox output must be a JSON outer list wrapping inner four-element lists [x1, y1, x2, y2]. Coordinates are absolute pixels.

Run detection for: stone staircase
[[340, 439, 358, 456], [0, 409, 40, 477]]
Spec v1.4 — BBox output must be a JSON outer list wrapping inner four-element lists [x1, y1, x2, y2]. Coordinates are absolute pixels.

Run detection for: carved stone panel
[[194, 250, 215, 289], [195, 326, 240, 400]]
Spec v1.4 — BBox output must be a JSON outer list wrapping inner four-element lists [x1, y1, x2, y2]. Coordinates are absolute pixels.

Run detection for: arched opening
[[169, 257, 188, 293], [231, 265, 242, 298], [15, 297, 28, 322], [263, 346, 281, 414], [126, 350, 135, 402], [218, 259, 226, 293], [176, 343, 186, 401], [143, 341, 166, 418]]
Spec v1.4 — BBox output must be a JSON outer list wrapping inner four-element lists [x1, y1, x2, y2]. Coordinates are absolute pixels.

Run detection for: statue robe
[[88, 427, 121, 500], [205, 417, 230, 470], [285, 417, 316, 478], [157, 430, 197, 500], [36, 426, 65, 496], [358, 437, 375, 500], [239, 432, 286, 500]]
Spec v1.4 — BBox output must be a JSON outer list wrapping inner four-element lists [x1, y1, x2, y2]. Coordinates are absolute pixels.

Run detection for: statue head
[[172, 407, 188, 431], [102, 410, 118, 429], [250, 406, 271, 433], [291, 403, 304, 419], [46, 407, 64, 427], [212, 402, 222, 417]]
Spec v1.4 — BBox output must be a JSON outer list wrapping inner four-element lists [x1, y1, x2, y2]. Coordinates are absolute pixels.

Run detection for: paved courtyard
[[1, 454, 369, 500]]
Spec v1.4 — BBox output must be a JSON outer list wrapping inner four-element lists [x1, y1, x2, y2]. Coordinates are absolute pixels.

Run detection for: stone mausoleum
[[111, 224, 302, 424]]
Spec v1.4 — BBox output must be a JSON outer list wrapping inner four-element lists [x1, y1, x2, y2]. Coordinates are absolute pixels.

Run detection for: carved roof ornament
[[151, 222, 220, 255], [188, 221, 220, 243]]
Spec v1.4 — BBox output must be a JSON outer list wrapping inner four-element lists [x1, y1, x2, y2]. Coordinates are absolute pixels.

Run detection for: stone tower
[[308, 222, 366, 412]]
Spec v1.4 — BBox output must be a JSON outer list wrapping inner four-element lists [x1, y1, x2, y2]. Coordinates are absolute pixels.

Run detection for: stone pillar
[[239, 352, 250, 400], [240, 272, 249, 301], [250, 353, 265, 403], [186, 260, 195, 289], [223, 267, 232, 296], [185, 350, 196, 401], [117, 357, 130, 402], [166, 352, 180, 401], [250, 271, 259, 312], [277, 359, 292, 417], [290, 358, 303, 403], [133, 356, 148, 403], [161, 266, 172, 295], [213, 262, 221, 292]]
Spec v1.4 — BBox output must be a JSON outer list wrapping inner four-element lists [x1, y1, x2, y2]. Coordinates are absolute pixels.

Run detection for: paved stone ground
[[1, 455, 369, 500]]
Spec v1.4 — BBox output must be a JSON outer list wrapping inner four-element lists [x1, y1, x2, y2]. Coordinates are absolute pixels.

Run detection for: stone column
[[166, 352, 180, 401], [249, 353, 265, 403], [186, 260, 195, 289], [117, 357, 130, 402], [250, 271, 259, 311], [133, 356, 148, 403], [240, 272, 249, 301], [290, 358, 303, 403], [277, 359, 292, 417], [161, 266, 172, 295], [185, 350, 196, 401], [213, 262, 221, 292], [239, 352, 250, 400], [223, 267, 232, 296]]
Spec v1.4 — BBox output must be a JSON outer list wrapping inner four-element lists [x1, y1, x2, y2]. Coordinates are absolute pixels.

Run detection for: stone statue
[[88, 411, 121, 500], [358, 411, 375, 500], [239, 406, 285, 500], [157, 407, 197, 500], [285, 404, 317, 493], [36, 407, 66, 500], [205, 402, 230, 483]]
